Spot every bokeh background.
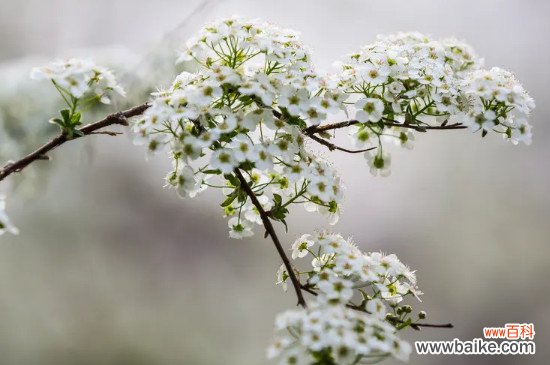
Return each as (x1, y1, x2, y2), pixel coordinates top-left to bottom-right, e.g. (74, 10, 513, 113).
(0, 1, 548, 364)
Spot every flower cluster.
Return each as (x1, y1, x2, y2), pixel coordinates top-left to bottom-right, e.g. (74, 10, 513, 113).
(134, 19, 536, 233)
(177, 16, 310, 71)
(460, 67, 535, 144)
(29, 58, 126, 138)
(338, 32, 534, 176)
(0, 15, 536, 365)
(135, 17, 350, 238)
(31, 58, 126, 104)
(271, 233, 424, 364)
(0, 196, 18, 236)
(268, 301, 411, 365)
(282, 233, 421, 305)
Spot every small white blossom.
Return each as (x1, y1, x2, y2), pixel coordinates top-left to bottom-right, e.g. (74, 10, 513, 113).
(31, 58, 125, 103)
(228, 217, 254, 239)
(0, 197, 18, 236)
(365, 151, 391, 177)
(355, 98, 384, 123)
(291, 234, 314, 259)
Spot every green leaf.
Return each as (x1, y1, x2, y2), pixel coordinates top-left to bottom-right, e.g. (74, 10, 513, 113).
(224, 174, 241, 187)
(239, 161, 255, 171)
(49, 117, 65, 128)
(202, 169, 221, 175)
(60, 109, 71, 123)
(71, 111, 82, 126)
(273, 194, 282, 206)
(236, 189, 247, 203)
(280, 218, 288, 232)
(220, 192, 237, 207)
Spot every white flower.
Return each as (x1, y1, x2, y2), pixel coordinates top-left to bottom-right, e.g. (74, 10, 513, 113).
(228, 217, 254, 239)
(275, 264, 288, 292)
(0, 197, 18, 235)
(284, 161, 310, 183)
(243, 195, 273, 224)
(210, 149, 237, 174)
(284, 233, 421, 310)
(179, 16, 311, 71)
(177, 166, 197, 196)
(306, 175, 333, 203)
(278, 86, 310, 116)
(507, 118, 532, 145)
(249, 144, 274, 171)
(366, 299, 387, 320)
(350, 125, 377, 148)
(269, 299, 412, 364)
(212, 112, 239, 134)
(316, 275, 354, 304)
(358, 63, 389, 85)
(355, 98, 384, 123)
(388, 81, 405, 94)
(31, 58, 125, 103)
(365, 151, 391, 177)
(291, 234, 314, 259)
(178, 135, 202, 161)
(230, 134, 256, 163)
(186, 84, 222, 107)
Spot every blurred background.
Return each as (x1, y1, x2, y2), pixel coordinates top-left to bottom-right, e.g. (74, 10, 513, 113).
(0, 0, 548, 364)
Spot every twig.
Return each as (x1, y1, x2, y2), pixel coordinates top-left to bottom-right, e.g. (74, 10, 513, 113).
(300, 284, 453, 329)
(305, 119, 466, 134)
(88, 131, 124, 136)
(0, 103, 150, 182)
(234, 168, 307, 308)
(307, 134, 376, 154)
(411, 322, 454, 329)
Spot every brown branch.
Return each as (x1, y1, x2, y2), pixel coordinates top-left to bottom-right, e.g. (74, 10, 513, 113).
(0, 103, 150, 182)
(300, 284, 452, 330)
(234, 168, 307, 308)
(307, 134, 376, 154)
(272, 106, 465, 155)
(305, 119, 466, 134)
(411, 322, 454, 329)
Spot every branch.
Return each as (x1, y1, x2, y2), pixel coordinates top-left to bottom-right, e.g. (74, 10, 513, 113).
(299, 284, 453, 330)
(270, 101, 465, 154)
(305, 119, 466, 134)
(0, 103, 150, 182)
(307, 134, 376, 154)
(234, 168, 307, 308)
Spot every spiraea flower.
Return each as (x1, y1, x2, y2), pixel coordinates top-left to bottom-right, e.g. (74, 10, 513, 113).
(31, 58, 125, 104)
(268, 301, 412, 364)
(280, 233, 421, 305)
(134, 17, 349, 239)
(270, 232, 426, 364)
(0, 196, 18, 236)
(3, 16, 535, 365)
(338, 32, 533, 177)
(132, 17, 534, 238)
(460, 67, 535, 144)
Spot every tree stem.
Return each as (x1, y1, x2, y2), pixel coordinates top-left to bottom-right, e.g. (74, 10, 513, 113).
(234, 168, 307, 308)
(0, 103, 150, 182)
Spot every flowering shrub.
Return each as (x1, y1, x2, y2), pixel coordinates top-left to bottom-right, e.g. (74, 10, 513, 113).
(0, 16, 535, 365)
